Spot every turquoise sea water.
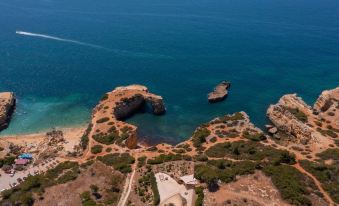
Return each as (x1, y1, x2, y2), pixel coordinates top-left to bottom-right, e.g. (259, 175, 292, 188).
(0, 0, 338, 144)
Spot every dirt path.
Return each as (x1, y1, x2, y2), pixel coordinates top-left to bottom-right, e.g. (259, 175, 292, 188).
(294, 163, 335, 206)
(117, 163, 137, 206)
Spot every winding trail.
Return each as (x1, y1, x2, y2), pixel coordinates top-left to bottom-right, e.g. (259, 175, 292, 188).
(293, 162, 334, 206)
(117, 162, 137, 206)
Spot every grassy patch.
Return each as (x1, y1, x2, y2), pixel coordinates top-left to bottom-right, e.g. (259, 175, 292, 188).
(97, 153, 135, 173)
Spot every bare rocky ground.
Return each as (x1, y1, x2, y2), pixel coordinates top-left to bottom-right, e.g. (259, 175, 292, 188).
(204, 171, 289, 206)
(34, 161, 124, 206)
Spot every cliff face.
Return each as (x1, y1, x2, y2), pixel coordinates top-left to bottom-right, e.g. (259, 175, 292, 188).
(314, 87, 339, 113)
(267, 88, 339, 145)
(0, 92, 16, 131)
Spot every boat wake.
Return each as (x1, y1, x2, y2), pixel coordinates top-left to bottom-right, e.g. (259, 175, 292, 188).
(15, 30, 171, 58)
(16, 30, 108, 50)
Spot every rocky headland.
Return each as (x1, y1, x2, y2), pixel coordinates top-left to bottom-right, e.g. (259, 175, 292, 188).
(267, 87, 339, 159)
(208, 81, 231, 103)
(1, 86, 339, 206)
(84, 85, 165, 152)
(0, 92, 16, 131)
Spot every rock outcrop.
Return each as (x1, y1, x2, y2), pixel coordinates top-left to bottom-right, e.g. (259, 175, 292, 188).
(90, 85, 165, 149)
(0, 92, 16, 131)
(314, 87, 339, 113)
(208, 81, 231, 103)
(267, 88, 339, 145)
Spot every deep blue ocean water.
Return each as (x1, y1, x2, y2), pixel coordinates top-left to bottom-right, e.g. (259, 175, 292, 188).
(0, 0, 338, 144)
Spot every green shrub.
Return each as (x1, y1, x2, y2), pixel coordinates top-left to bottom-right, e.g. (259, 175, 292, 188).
(93, 132, 119, 145)
(81, 123, 93, 150)
(150, 172, 160, 205)
(316, 148, 339, 161)
(219, 112, 244, 122)
(101, 94, 109, 101)
(96, 117, 110, 123)
(80, 191, 97, 206)
(91, 145, 103, 154)
(192, 127, 210, 148)
(195, 187, 204, 206)
(147, 154, 188, 165)
(242, 130, 266, 141)
(137, 156, 147, 168)
(195, 154, 208, 162)
(284, 107, 308, 122)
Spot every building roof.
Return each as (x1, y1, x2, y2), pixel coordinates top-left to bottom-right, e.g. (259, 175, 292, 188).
(179, 174, 198, 185)
(15, 158, 29, 165)
(19, 153, 32, 159)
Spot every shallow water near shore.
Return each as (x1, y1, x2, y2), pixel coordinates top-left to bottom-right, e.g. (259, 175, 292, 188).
(0, 0, 338, 144)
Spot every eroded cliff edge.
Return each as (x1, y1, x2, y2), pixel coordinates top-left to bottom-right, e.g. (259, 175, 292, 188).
(0, 92, 16, 131)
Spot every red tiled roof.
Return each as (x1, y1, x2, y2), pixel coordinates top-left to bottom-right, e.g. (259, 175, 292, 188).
(15, 159, 29, 165)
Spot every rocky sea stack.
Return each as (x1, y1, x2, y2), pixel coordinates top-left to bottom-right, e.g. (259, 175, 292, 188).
(0, 92, 16, 131)
(208, 81, 231, 103)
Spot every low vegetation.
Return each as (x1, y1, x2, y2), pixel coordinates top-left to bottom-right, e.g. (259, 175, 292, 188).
(242, 129, 266, 141)
(195, 160, 257, 188)
(91, 145, 103, 154)
(284, 106, 308, 122)
(263, 164, 318, 206)
(137, 170, 160, 205)
(1, 161, 81, 205)
(299, 148, 339, 204)
(195, 186, 204, 206)
(192, 127, 210, 149)
(97, 153, 135, 173)
(205, 140, 295, 165)
(96, 117, 110, 124)
(80, 123, 93, 150)
(147, 153, 192, 165)
(93, 132, 119, 145)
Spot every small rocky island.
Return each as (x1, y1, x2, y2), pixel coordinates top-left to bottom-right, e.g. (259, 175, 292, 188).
(208, 81, 231, 103)
(0, 92, 16, 131)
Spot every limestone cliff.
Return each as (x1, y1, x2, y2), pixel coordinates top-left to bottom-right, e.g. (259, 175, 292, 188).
(267, 88, 339, 145)
(314, 87, 339, 113)
(0, 92, 16, 131)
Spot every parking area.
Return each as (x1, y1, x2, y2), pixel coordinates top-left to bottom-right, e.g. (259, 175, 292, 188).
(0, 158, 60, 191)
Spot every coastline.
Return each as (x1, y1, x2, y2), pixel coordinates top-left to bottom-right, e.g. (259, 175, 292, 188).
(0, 126, 86, 145)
